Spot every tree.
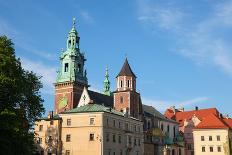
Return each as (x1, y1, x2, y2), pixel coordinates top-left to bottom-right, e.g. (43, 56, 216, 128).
(0, 35, 45, 154)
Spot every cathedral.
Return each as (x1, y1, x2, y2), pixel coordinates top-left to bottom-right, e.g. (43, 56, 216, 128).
(34, 19, 184, 155)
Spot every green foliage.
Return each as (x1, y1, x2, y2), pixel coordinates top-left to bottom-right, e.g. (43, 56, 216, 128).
(0, 35, 45, 154)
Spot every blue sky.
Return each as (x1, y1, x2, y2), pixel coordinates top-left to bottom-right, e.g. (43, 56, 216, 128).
(1, 0, 232, 116)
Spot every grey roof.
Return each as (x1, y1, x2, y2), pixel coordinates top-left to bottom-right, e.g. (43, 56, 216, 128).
(143, 104, 178, 124)
(117, 58, 136, 78)
(88, 90, 113, 108)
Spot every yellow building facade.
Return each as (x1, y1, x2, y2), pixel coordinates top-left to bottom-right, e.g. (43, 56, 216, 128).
(35, 104, 144, 155)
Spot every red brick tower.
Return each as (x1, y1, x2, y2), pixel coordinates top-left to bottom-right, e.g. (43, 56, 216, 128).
(113, 58, 143, 119)
(54, 18, 88, 114)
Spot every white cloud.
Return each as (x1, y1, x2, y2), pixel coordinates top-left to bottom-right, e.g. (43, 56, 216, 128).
(143, 97, 209, 111)
(21, 57, 57, 95)
(137, 0, 232, 76)
(80, 11, 94, 24)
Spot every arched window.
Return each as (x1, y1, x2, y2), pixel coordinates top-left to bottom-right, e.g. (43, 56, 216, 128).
(64, 63, 69, 72)
(120, 80, 123, 88)
(127, 80, 130, 87)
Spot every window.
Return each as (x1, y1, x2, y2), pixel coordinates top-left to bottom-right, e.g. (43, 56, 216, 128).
(187, 144, 192, 150)
(64, 63, 69, 72)
(217, 146, 221, 152)
(173, 126, 176, 137)
(113, 134, 116, 142)
(120, 80, 123, 87)
(125, 123, 129, 130)
(118, 135, 121, 143)
(120, 96, 123, 103)
(113, 152, 115, 155)
(66, 150, 70, 155)
(201, 136, 204, 141)
(210, 146, 213, 152)
(77, 64, 81, 73)
(138, 139, 141, 146)
(113, 120, 116, 127)
(161, 124, 163, 131)
(209, 136, 212, 141)
(67, 119, 71, 126)
(127, 80, 130, 87)
(119, 121, 121, 128)
(66, 134, 71, 142)
(90, 118, 95, 125)
(89, 133, 94, 141)
(50, 120, 53, 125)
(134, 138, 137, 146)
(202, 146, 205, 152)
(106, 133, 109, 142)
(39, 125, 43, 131)
(167, 125, 170, 132)
(217, 135, 220, 141)
(147, 122, 151, 129)
(128, 136, 132, 144)
(38, 138, 42, 144)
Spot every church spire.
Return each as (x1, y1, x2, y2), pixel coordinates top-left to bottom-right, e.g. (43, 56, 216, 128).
(103, 66, 111, 96)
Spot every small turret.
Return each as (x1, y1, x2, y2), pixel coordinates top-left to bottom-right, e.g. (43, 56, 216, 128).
(103, 67, 111, 96)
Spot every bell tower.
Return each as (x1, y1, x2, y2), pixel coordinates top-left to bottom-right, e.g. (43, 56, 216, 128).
(54, 18, 88, 114)
(113, 58, 143, 119)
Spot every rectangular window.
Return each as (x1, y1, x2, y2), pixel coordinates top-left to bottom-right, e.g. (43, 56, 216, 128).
(187, 144, 192, 150)
(89, 133, 94, 141)
(125, 123, 129, 130)
(120, 96, 123, 103)
(134, 138, 137, 146)
(66, 150, 70, 155)
(38, 138, 42, 144)
(90, 118, 95, 125)
(128, 136, 132, 144)
(113, 120, 116, 127)
(118, 135, 121, 143)
(113, 134, 116, 142)
(209, 136, 212, 141)
(66, 134, 71, 142)
(138, 139, 141, 146)
(210, 146, 213, 152)
(106, 133, 109, 142)
(50, 120, 54, 125)
(39, 125, 43, 131)
(106, 118, 109, 126)
(217, 135, 220, 141)
(202, 146, 205, 152)
(119, 121, 121, 128)
(67, 119, 71, 126)
(218, 146, 221, 152)
(201, 136, 204, 141)
(64, 63, 69, 72)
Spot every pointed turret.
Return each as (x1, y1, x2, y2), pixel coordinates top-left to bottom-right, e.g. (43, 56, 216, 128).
(117, 58, 136, 78)
(103, 67, 111, 96)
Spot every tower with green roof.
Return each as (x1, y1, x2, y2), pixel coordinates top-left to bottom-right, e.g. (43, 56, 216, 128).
(54, 18, 88, 114)
(103, 67, 111, 96)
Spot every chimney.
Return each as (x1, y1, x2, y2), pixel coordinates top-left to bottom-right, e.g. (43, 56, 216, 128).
(195, 106, 198, 111)
(48, 111, 53, 119)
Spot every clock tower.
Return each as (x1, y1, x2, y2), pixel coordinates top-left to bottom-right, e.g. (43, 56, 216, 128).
(54, 18, 88, 114)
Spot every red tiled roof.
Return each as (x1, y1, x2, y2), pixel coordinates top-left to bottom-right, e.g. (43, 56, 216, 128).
(223, 118, 232, 128)
(195, 113, 229, 129)
(164, 108, 220, 127)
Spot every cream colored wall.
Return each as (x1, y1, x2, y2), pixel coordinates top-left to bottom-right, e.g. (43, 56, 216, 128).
(34, 119, 61, 154)
(193, 129, 230, 155)
(60, 112, 103, 155)
(102, 113, 144, 155)
(60, 112, 144, 155)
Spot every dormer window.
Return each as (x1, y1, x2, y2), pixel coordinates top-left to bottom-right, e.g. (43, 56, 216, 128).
(64, 63, 69, 72)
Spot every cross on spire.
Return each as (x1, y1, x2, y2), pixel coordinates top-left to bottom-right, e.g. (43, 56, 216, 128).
(73, 17, 76, 28)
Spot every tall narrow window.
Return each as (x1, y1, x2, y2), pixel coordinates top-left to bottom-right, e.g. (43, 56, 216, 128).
(64, 63, 69, 72)
(77, 63, 81, 73)
(120, 96, 123, 103)
(217, 146, 221, 152)
(173, 126, 176, 137)
(217, 135, 220, 141)
(120, 80, 123, 88)
(127, 80, 130, 87)
(210, 146, 213, 152)
(39, 125, 43, 131)
(67, 119, 71, 126)
(201, 136, 204, 141)
(202, 147, 205, 152)
(66, 134, 71, 142)
(90, 118, 95, 125)
(209, 136, 212, 141)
